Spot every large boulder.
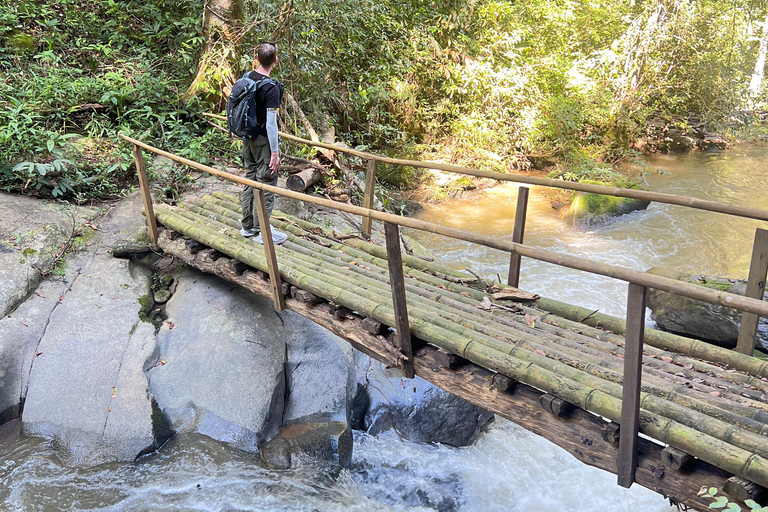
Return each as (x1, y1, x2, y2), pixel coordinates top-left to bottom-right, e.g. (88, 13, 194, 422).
(357, 358, 493, 447)
(563, 181, 649, 228)
(21, 253, 159, 466)
(260, 310, 356, 468)
(148, 272, 286, 454)
(647, 268, 768, 349)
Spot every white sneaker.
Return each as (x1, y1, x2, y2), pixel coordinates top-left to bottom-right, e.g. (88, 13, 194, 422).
(254, 230, 288, 245)
(240, 227, 257, 237)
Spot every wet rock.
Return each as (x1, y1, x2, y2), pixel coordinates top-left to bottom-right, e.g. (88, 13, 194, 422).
(153, 287, 171, 304)
(699, 136, 728, 151)
(662, 133, 696, 153)
(647, 268, 768, 349)
(148, 272, 286, 454)
(564, 182, 650, 228)
(358, 358, 493, 447)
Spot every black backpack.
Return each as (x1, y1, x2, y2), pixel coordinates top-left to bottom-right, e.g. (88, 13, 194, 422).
(226, 72, 275, 138)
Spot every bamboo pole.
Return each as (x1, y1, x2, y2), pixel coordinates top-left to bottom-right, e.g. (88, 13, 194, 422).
(167, 205, 768, 441)
(362, 159, 376, 235)
(737, 228, 768, 354)
(152, 207, 768, 484)
(119, 133, 768, 318)
(131, 144, 159, 250)
(201, 113, 768, 223)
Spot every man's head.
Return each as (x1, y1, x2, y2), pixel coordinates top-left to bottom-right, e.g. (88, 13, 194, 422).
(257, 42, 278, 70)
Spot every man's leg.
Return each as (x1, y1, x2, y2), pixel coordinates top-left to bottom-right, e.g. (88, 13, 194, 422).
(253, 135, 277, 232)
(240, 138, 258, 234)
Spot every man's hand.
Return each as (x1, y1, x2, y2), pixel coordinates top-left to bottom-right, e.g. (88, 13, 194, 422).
(269, 151, 280, 175)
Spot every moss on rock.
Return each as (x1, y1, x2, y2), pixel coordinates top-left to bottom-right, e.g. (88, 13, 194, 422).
(564, 180, 650, 228)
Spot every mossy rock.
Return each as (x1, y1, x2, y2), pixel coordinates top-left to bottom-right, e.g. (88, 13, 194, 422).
(646, 268, 768, 350)
(564, 180, 650, 228)
(7, 33, 36, 52)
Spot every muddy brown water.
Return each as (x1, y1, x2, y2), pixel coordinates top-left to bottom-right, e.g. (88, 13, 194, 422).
(6, 146, 766, 511)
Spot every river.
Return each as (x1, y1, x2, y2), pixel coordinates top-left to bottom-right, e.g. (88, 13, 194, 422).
(2, 146, 766, 511)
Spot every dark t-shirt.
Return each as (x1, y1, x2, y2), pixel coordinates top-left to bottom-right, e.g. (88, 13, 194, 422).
(247, 71, 284, 131)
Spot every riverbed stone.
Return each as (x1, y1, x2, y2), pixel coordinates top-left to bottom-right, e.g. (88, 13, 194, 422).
(0, 192, 99, 318)
(647, 268, 768, 349)
(18, 192, 162, 466)
(359, 358, 493, 447)
(148, 271, 286, 454)
(564, 181, 650, 228)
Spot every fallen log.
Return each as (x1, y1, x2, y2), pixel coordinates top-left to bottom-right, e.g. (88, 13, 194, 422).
(286, 168, 323, 192)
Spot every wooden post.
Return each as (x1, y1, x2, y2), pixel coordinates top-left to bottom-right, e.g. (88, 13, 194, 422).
(384, 222, 414, 378)
(617, 282, 647, 488)
(254, 189, 286, 311)
(736, 228, 768, 355)
(132, 144, 159, 250)
(507, 186, 529, 287)
(362, 159, 376, 236)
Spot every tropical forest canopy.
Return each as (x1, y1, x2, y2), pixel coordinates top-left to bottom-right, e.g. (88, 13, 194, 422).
(1, 0, 768, 200)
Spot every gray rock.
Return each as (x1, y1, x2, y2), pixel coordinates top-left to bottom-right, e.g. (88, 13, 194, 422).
(0, 278, 65, 424)
(359, 358, 493, 447)
(261, 311, 357, 468)
(647, 268, 768, 349)
(0, 193, 99, 317)
(148, 272, 286, 453)
(21, 254, 157, 466)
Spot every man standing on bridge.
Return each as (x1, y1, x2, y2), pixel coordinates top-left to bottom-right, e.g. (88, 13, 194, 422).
(238, 42, 287, 245)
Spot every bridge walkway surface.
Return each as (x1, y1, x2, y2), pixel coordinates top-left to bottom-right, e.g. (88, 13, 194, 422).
(154, 192, 768, 511)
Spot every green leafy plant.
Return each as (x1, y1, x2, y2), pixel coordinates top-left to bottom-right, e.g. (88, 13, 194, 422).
(697, 486, 768, 512)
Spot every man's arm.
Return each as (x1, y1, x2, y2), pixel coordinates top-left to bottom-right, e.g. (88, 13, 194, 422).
(266, 108, 279, 174)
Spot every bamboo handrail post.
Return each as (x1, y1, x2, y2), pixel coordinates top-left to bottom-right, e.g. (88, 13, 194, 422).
(617, 283, 647, 488)
(508, 186, 530, 287)
(255, 189, 286, 311)
(131, 143, 159, 250)
(737, 228, 768, 355)
(385, 222, 414, 378)
(362, 159, 376, 235)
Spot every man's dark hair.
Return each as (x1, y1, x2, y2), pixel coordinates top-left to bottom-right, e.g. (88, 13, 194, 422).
(258, 43, 277, 68)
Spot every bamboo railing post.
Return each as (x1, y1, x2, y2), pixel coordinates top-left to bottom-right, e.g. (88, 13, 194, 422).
(362, 159, 376, 236)
(384, 222, 414, 378)
(132, 143, 159, 250)
(254, 189, 286, 311)
(736, 228, 768, 355)
(507, 186, 530, 287)
(618, 282, 647, 488)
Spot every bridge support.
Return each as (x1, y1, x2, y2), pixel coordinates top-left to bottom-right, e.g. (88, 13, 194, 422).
(255, 189, 286, 311)
(131, 144, 159, 250)
(385, 222, 414, 378)
(507, 186, 529, 288)
(736, 228, 768, 355)
(362, 160, 376, 236)
(618, 282, 647, 488)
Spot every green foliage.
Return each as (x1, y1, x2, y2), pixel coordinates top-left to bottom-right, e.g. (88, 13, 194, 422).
(697, 485, 768, 511)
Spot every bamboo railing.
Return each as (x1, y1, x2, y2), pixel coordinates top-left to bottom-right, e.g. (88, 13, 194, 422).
(121, 132, 768, 490)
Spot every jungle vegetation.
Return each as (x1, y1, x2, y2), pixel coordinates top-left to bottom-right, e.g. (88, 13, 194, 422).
(2, 0, 768, 201)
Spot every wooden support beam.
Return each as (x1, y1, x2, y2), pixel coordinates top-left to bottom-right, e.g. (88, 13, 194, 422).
(254, 189, 285, 311)
(165, 229, 182, 240)
(361, 317, 385, 335)
(228, 260, 250, 274)
(490, 374, 515, 392)
(737, 228, 768, 355)
(291, 288, 323, 305)
(507, 186, 529, 287)
(185, 239, 206, 254)
(132, 144, 159, 250)
(723, 476, 766, 503)
(384, 222, 414, 379)
(662, 447, 693, 471)
(602, 422, 621, 445)
(328, 302, 353, 319)
(618, 283, 647, 488)
(434, 348, 467, 369)
(540, 393, 574, 417)
(362, 159, 376, 236)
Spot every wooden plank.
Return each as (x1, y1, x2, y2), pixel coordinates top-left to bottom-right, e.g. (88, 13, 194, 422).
(384, 222, 414, 378)
(737, 228, 768, 355)
(254, 189, 286, 311)
(618, 283, 647, 488)
(507, 186, 529, 287)
(362, 159, 376, 235)
(157, 234, 737, 512)
(132, 144, 159, 250)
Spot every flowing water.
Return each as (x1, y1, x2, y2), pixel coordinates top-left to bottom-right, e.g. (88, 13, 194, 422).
(3, 146, 767, 511)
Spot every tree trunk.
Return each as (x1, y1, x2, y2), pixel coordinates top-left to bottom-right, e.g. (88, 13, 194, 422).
(749, 15, 768, 98)
(184, 0, 243, 109)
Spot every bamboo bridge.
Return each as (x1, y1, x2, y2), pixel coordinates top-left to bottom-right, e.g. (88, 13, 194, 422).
(120, 132, 768, 511)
